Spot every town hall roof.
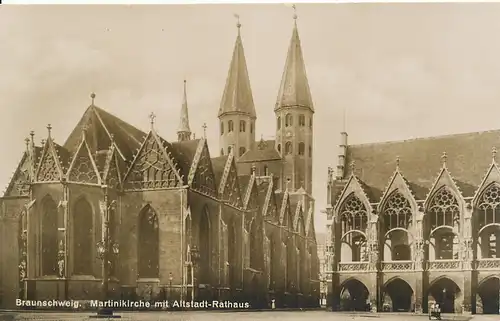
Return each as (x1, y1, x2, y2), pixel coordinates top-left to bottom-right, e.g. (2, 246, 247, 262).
(340, 129, 500, 202)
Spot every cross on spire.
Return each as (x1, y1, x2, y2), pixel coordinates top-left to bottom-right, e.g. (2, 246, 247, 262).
(202, 123, 207, 138)
(90, 92, 96, 105)
(149, 112, 156, 128)
(350, 160, 356, 173)
(493, 147, 497, 163)
(292, 4, 298, 20)
(47, 124, 52, 138)
(234, 13, 241, 29)
(441, 151, 448, 167)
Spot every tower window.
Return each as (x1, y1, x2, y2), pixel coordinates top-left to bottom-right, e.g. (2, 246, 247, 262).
(264, 165, 269, 176)
(309, 145, 312, 157)
(298, 142, 305, 156)
(228, 120, 234, 132)
(239, 147, 246, 157)
(285, 141, 292, 155)
(228, 146, 232, 154)
(250, 122, 254, 134)
(285, 114, 293, 127)
(240, 120, 246, 132)
(309, 118, 313, 128)
(221, 148, 224, 156)
(299, 114, 305, 127)
(220, 122, 224, 135)
(277, 117, 281, 130)
(277, 144, 281, 153)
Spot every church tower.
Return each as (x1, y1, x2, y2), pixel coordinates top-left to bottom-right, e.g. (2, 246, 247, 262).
(178, 80, 192, 142)
(218, 17, 256, 159)
(275, 12, 314, 194)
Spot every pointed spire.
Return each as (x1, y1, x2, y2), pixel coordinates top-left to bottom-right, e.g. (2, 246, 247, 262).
(275, 6, 314, 112)
(218, 15, 256, 118)
(441, 151, 448, 168)
(178, 80, 192, 142)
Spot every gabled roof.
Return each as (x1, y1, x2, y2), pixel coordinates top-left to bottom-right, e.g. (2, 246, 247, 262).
(212, 155, 229, 189)
(238, 139, 281, 163)
(170, 139, 201, 185)
(64, 105, 146, 162)
(275, 19, 314, 112)
(343, 129, 500, 201)
(218, 25, 256, 118)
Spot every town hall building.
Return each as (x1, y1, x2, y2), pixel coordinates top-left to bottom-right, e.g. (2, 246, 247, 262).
(0, 15, 320, 309)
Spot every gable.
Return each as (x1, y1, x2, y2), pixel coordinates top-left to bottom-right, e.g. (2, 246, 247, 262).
(378, 170, 417, 212)
(103, 148, 121, 189)
(67, 138, 100, 184)
(123, 131, 182, 190)
(293, 201, 304, 231)
(220, 157, 243, 208)
(333, 175, 371, 215)
(424, 167, 463, 208)
(473, 162, 500, 205)
(36, 141, 63, 182)
(5, 153, 30, 197)
(189, 139, 217, 198)
(263, 181, 278, 220)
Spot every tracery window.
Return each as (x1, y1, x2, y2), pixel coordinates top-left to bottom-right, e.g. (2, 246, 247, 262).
(340, 194, 368, 235)
(285, 114, 293, 127)
(73, 198, 93, 275)
(239, 147, 246, 157)
(41, 196, 58, 276)
(299, 114, 305, 127)
(298, 142, 305, 156)
(228, 120, 234, 132)
(239, 120, 246, 133)
(382, 191, 412, 232)
(285, 142, 293, 155)
(428, 187, 460, 231)
(138, 205, 159, 278)
(477, 183, 500, 228)
(277, 117, 281, 130)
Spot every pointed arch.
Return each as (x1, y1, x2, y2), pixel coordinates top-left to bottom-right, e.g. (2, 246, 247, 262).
(138, 205, 159, 278)
(285, 113, 293, 127)
(41, 195, 59, 276)
(269, 235, 277, 290)
(338, 191, 369, 263)
(198, 205, 211, 284)
(72, 197, 94, 275)
(285, 141, 292, 155)
(476, 182, 500, 259)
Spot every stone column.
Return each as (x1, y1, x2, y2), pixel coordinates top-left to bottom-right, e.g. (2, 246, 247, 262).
(368, 212, 379, 312)
(461, 203, 474, 314)
(413, 211, 425, 313)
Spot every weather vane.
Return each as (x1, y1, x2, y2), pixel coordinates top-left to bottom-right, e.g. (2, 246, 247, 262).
(234, 13, 241, 28)
(292, 4, 297, 20)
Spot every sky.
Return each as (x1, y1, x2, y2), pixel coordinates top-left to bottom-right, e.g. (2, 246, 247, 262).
(3, 4, 500, 233)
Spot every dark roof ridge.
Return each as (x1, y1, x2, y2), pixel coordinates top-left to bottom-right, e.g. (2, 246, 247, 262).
(349, 128, 500, 148)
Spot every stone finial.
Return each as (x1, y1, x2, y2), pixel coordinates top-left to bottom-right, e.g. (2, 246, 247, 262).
(202, 123, 207, 139)
(47, 124, 52, 138)
(292, 4, 298, 20)
(493, 147, 497, 163)
(350, 160, 356, 173)
(90, 92, 96, 105)
(441, 151, 447, 167)
(251, 163, 256, 175)
(149, 112, 156, 128)
(234, 13, 241, 29)
(24, 137, 30, 150)
(396, 156, 400, 170)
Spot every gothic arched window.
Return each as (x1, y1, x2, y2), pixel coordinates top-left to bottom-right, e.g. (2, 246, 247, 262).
(220, 122, 224, 135)
(382, 191, 412, 232)
(199, 207, 211, 284)
(41, 196, 58, 276)
(340, 194, 368, 235)
(299, 114, 305, 126)
(298, 142, 305, 156)
(239, 147, 246, 157)
(239, 120, 246, 133)
(228, 120, 234, 132)
(277, 144, 281, 153)
(428, 187, 460, 231)
(220, 149, 224, 156)
(285, 142, 293, 155)
(138, 205, 159, 278)
(477, 183, 500, 258)
(277, 117, 281, 130)
(73, 198, 93, 275)
(285, 114, 293, 127)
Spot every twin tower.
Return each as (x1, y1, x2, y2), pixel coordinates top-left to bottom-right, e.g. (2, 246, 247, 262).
(177, 14, 315, 195)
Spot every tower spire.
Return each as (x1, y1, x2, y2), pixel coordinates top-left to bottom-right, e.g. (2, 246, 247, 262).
(177, 80, 192, 142)
(275, 7, 314, 112)
(218, 15, 256, 118)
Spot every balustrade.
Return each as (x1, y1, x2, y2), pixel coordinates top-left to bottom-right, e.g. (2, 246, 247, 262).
(426, 260, 461, 270)
(381, 261, 413, 271)
(338, 262, 369, 272)
(475, 258, 500, 270)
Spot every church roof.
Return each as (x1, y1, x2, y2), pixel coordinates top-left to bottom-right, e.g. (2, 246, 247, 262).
(211, 155, 229, 188)
(238, 139, 281, 163)
(170, 139, 201, 184)
(64, 105, 146, 161)
(342, 129, 500, 202)
(218, 24, 256, 118)
(275, 19, 314, 112)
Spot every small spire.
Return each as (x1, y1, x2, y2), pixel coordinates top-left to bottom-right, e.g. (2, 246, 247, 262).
(493, 147, 497, 163)
(441, 151, 447, 167)
(47, 124, 52, 138)
(292, 4, 298, 20)
(149, 112, 156, 129)
(251, 163, 256, 175)
(178, 79, 192, 142)
(90, 92, 96, 105)
(110, 133, 115, 143)
(202, 123, 207, 139)
(41, 139, 46, 146)
(29, 131, 35, 145)
(350, 160, 356, 173)
(25, 137, 30, 150)
(396, 156, 400, 170)
(234, 13, 241, 30)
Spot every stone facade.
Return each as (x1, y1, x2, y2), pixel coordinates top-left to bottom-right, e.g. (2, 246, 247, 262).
(0, 17, 321, 310)
(324, 131, 500, 315)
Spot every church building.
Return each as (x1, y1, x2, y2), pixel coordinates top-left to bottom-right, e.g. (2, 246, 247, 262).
(325, 129, 500, 315)
(0, 15, 320, 309)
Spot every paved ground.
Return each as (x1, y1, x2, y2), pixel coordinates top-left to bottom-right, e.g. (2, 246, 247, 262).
(0, 310, 494, 321)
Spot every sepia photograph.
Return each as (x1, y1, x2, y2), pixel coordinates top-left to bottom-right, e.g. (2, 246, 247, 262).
(0, 2, 499, 320)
